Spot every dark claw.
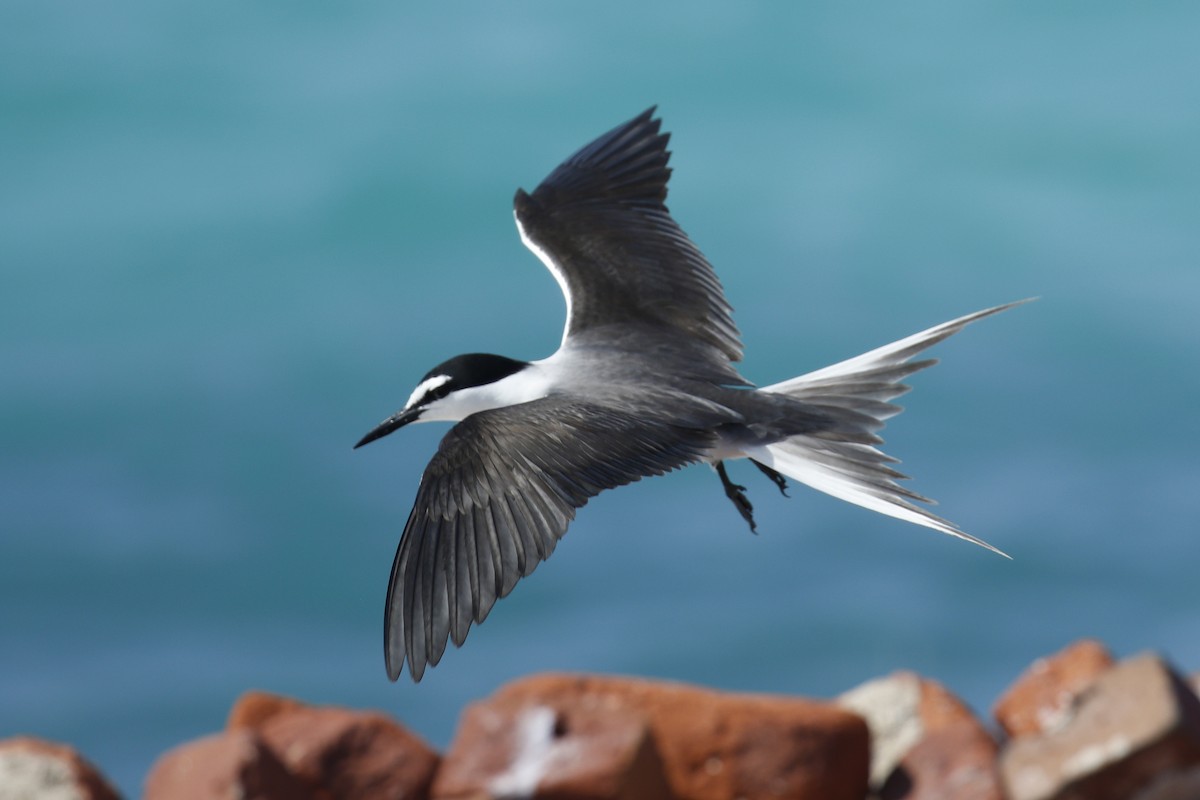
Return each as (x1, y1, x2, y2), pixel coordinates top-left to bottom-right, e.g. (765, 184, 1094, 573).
(753, 460, 790, 497)
(716, 461, 757, 533)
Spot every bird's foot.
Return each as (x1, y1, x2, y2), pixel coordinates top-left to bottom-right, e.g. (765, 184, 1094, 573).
(753, 460, 790, 497)
(715, 461, 757, 533)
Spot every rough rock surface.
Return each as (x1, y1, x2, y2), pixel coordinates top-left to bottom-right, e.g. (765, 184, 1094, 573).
(144, 730, 314, 800)
(226, 689, 307, 730)
(0, 737, 121, 800)
(1000, 652, 1200, 800)
(994, 639, 1115, 738)
(144, 692, 439, 800)
(838, 671, 927, 787)
(434, 699, 671, 799)
(880, 721, 1002, 800)
(839, 670, 1002, 797)
(435, 672, 869, 800)
(228, 691, 440, 800)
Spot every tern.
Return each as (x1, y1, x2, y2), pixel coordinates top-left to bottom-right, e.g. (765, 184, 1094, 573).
(356, 107, 1025, 682)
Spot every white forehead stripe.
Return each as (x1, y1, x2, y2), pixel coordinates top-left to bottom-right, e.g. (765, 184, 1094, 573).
(405, 374, 451, 410)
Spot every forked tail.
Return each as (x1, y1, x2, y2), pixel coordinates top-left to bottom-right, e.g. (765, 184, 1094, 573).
(744, 300, 1032, 557)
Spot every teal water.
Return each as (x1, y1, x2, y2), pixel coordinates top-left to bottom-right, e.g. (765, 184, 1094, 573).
(3, 3, 1199, 794)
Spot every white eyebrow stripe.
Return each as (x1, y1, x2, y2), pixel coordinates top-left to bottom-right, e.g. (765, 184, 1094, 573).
(406, 374, 451, 409)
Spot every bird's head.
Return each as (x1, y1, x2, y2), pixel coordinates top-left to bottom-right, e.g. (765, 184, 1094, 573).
(354, 353, 533, 449)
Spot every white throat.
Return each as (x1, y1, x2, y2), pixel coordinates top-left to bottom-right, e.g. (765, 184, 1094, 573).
(417, 362, 555, 423)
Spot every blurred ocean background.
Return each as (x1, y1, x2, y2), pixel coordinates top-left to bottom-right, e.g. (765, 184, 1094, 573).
(3, 2, 1198, 794)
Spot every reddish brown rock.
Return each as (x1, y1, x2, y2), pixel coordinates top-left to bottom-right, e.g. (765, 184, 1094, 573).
(229, 693, 440, 800)
(838, 672, 925, 787)
(880, 721, 1002, 800)
(144, 730, 314, 800)
(1000, 652, 1200, 800)
(994, 639, 1115, 738)
(0, 737, 121, 800)
(839, 670, 997, 793)
(227, 689, 307, 730)
(435, 698, 671, 800)
(917, 675, 981, 733)
(436, 672, 868, 800)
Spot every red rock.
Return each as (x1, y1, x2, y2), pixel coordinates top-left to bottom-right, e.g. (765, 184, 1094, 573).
(227, 689, 307, 730)
(880, 721, 1002, 800)
(918, 676, 980, 733)
(144, 730, 314, 800)
(0, 737, 121, 800)
(994, 639, 1115, 738)
(435, 699, 671, 799)
(233, 694, 440, 800)
(838, 672, 925, 787)
(435, 672, 868, 800)
(839, 670, 995, 792)
(1000, 652, 1200, 800)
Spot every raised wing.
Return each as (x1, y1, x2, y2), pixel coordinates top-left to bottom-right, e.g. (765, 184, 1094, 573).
(385, 395, 718, 681)
(513, 107, 743, 362)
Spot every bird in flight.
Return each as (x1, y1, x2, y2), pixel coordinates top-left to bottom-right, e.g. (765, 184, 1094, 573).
(355, 107, 1025, 682)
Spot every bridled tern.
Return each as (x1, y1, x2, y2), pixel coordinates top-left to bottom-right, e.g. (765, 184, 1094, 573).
(355, 107, 1026, 682)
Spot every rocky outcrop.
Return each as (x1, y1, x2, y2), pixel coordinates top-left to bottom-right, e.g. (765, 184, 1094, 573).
(433, 689, 672, 800)
(226, 690, 441, 799)
(144, 730, 316, 800)
(998, 652, 1200, 800)
(839, 671, 1002, 799)
(992, 639, 1116, 738)
(881, 719, 1002, 800)
(434, 673, 869, 800)
(11, 639, 1200, 800)
(0, 737, 121, 800)
(143, 691, 439, 800)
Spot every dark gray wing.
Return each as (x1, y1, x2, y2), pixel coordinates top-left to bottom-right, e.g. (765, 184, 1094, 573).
(513, 107, 744, 363)
(385, 395, 719, 681)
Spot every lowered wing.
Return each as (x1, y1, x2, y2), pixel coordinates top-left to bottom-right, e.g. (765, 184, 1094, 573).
(385, 394, 719, 681)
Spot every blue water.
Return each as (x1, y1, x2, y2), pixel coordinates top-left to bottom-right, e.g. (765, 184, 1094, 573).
(4, 3, 1199, 794)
